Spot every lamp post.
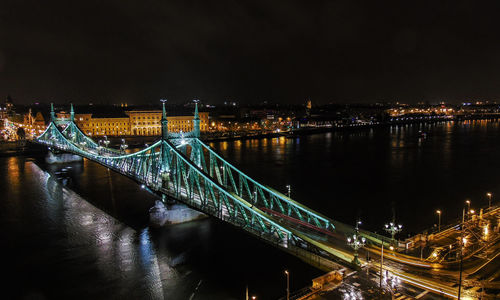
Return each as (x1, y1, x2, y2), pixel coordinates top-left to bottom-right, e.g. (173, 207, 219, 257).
(458, 219, 466, 299)
(347, 220, 366, 266)
(465, 200, 471, 219)
(487, 192, 492, 208)
(436, 210, 441, 232)
(284, 270, 289, 300)
(380, 240, 384, 291)
(286, 185, 291, 198)
(384, 221, 402, 247)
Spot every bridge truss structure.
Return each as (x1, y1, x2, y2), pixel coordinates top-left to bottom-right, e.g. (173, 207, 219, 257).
(34, 103, 359, 268)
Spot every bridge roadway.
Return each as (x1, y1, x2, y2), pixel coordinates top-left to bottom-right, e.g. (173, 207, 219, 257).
(35, 118, 499, 299)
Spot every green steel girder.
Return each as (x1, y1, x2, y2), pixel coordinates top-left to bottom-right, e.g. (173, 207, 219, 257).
(192, 139, 335, 231)
(35, 121, 296, 244)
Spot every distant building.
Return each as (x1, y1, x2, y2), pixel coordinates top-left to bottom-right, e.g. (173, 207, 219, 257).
(57, 109, 209, 136)
(128, 110, 209, 136)
(5, 95, 14, 116)
(21, 109, 46, 137)
(306, 99, 312, 117)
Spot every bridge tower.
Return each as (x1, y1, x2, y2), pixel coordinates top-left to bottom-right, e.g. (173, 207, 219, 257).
(160, 99, 170, 192)
(70, 103, 75, 122)
(68, 103, 76, 140)
(50, 103, 56, 122)
(190, 99, 204, 169)
(193, 99, 200, 138)
(161, 99, 168, 140)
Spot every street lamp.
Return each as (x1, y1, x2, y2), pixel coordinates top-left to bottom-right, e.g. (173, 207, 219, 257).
(384, 222, 402, 247)
(284, 270, 289, 300)
(465, 200, 471, 218)
(487, 192, 492, 208)
(286, 185, 291, 198)
(347, 220, 366, 266)
(436, 210, 441, 232)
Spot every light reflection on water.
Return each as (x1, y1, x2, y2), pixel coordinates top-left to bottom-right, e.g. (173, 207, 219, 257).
(2, 155, 320, 299)
(42, 166, 168, 299)
(4, 120, 500, 299)
(209, 120, 500, 236)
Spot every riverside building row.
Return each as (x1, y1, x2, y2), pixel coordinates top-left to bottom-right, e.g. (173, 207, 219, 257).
(57, 110, 209, 136)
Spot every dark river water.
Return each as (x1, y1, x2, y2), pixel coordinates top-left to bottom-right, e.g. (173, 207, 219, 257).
(2, 120, 500, 299)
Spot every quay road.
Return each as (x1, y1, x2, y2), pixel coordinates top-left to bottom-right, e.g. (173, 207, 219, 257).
(268, 205, 500, 299)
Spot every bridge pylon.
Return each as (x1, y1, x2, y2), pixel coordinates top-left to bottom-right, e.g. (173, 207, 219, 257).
(70, 103, 75, 122)
(160, 99, 168, 140)
(50, 103, 56, 122)
(193, 99, 200, 138)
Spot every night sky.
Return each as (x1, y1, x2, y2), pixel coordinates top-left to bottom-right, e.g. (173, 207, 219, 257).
(2, 1, 500, 105)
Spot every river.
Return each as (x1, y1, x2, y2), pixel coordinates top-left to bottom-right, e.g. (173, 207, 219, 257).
(2, 120, 500, 299)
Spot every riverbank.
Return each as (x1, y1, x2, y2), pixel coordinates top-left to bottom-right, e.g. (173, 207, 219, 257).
(0, 140, 47, 157)
(4, 114, 500, 154)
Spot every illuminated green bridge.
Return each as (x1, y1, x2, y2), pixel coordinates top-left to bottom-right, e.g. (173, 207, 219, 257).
(34, 103, 390, 270)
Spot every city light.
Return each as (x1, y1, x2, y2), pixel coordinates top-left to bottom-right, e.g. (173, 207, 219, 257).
(436, 210, 442, 232)
(347, 220, 366, 266)
(384, 222, 403, 246)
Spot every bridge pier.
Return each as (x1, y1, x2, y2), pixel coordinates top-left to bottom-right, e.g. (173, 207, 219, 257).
(149, 199, 206, 227)
(45, 151, 83, 164)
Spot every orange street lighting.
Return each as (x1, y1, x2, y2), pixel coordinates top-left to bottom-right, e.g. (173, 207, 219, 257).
(284, 270, 289, 300)
(436, 210, 442, 232)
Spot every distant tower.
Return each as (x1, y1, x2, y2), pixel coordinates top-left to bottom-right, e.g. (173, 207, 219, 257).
(160, 99, 168, 140)
(306, 98, 312, 117)
(193, 99, 200, 138)
(5, 94, 14, 116)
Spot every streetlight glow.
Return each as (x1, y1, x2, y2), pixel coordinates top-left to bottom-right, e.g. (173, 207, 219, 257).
(436, 210, 442, 232)
(284, 270, 289, 300)
(384, 220, 403, 247)
(347, 220, 366, 266)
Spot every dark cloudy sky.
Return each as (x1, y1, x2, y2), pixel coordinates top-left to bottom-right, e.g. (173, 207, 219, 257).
(1, 0, 500, 105)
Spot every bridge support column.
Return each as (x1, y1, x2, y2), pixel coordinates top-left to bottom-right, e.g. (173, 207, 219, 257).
(149, 199, 206, 227)
(45, 151, 83, 164)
